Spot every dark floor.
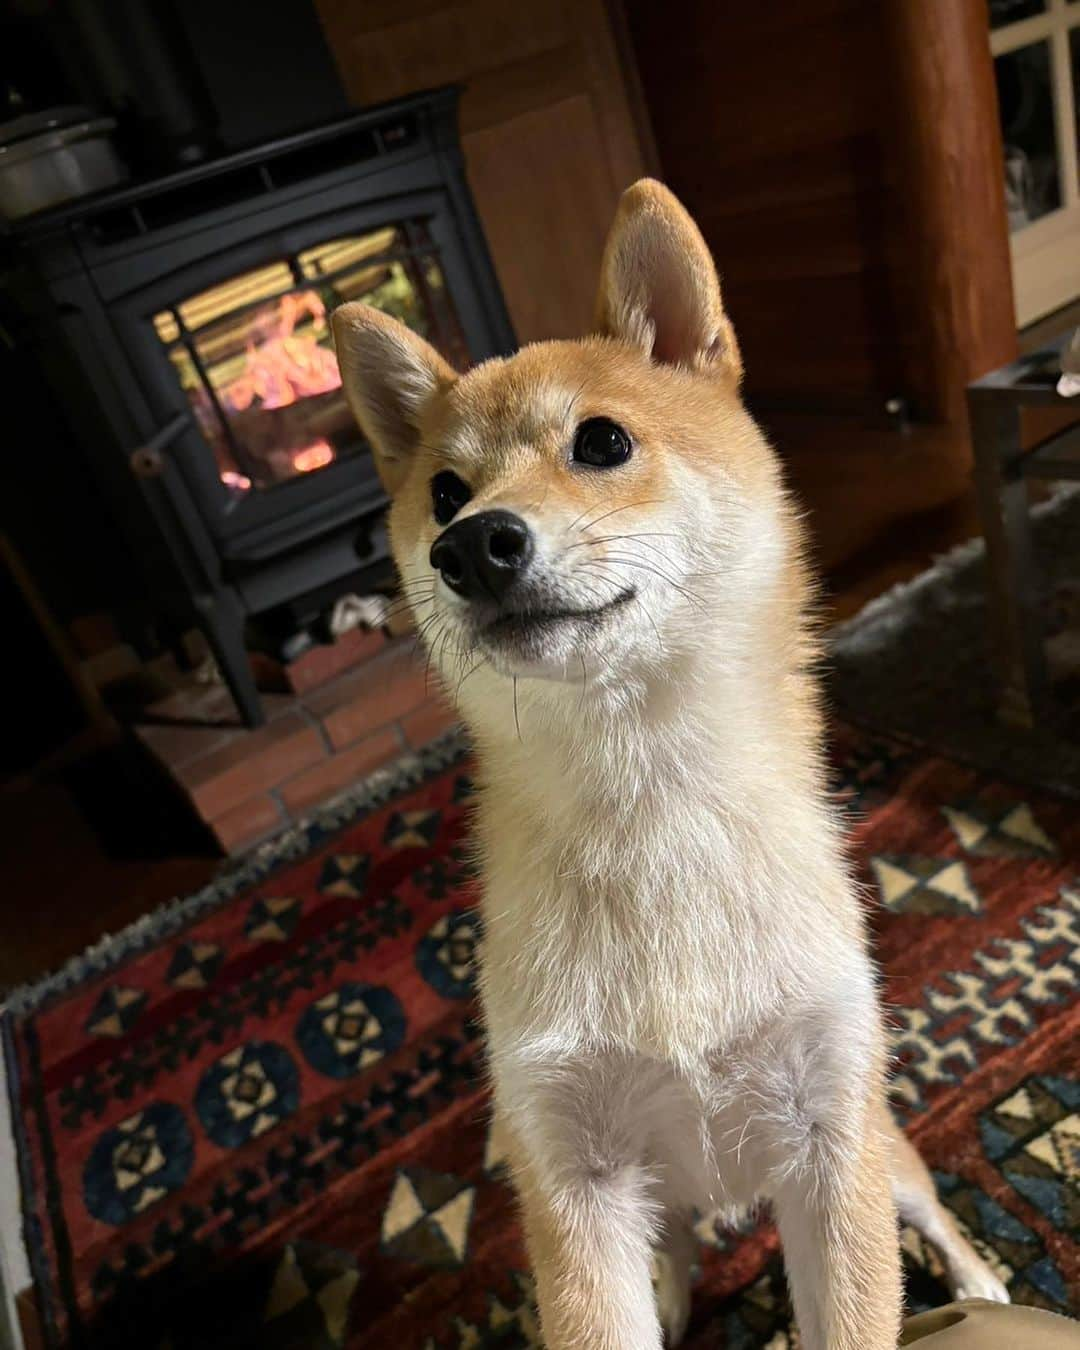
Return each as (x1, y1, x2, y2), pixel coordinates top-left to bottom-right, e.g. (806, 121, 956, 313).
(0, 414, 987, 991)
(0, 754, 218, 991)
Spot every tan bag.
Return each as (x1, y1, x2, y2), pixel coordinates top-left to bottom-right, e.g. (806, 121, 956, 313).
(901, 1299, 1080, 1347)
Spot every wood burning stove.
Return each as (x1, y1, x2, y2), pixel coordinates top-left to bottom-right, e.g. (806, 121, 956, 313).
(2, 87, 513, 726)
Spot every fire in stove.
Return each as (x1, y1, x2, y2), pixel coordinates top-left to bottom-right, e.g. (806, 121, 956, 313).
(291, 439, 335, 473)
(204, 288, 349, 491)
(225, 291, 341, 412)
(174, 283, 355, 493)
(154, 227, 467, 496)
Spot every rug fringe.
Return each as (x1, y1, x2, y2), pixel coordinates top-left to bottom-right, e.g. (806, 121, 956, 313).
(829, 484, 1079, 651)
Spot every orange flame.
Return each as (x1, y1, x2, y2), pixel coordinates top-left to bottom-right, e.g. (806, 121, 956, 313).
(292, 439, 334, 473)
(223, 289, 342, 415)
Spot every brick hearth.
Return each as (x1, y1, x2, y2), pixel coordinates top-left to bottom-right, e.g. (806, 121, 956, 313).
(135, 631, 455, 855)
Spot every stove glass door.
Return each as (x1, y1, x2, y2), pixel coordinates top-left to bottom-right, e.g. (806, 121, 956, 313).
(152, 221, 468, 498)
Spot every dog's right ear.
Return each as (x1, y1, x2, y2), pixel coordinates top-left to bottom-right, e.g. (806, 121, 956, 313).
(595, 178, 741, 381)
(332, 303, 456, 494)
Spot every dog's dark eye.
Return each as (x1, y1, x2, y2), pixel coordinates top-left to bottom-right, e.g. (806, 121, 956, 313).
(573, 417, 632, 468)
(431, 470, 472, 525)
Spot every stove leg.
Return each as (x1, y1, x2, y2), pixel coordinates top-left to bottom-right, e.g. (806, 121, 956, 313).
(196, 590, 265, 728)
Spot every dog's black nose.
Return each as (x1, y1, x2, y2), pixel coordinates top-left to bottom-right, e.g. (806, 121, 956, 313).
(430, 509, 534, 601)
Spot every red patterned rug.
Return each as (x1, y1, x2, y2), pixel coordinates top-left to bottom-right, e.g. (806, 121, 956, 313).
(4, 723, 1078, 1347)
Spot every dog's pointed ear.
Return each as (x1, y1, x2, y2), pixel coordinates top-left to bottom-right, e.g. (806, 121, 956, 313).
(332, 303, 456, 493)
(595, 178, 741, 381)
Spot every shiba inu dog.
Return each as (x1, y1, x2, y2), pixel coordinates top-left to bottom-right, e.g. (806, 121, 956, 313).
(332, 180, 1008, 1348)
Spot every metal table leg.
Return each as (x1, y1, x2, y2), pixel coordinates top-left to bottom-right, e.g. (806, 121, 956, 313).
(968, 395, 1048, 728)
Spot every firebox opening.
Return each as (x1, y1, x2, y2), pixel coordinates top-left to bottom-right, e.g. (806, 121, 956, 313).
(153, 221, 468, 495)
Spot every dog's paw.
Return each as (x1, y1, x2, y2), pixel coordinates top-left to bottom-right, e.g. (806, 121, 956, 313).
(652, 1248, 691, 1346)
(950, 1263, 1011, 1304)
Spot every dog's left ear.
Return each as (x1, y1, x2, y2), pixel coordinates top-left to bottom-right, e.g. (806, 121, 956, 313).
(595, 178, 741, 381)
(332, 302, 456, 494)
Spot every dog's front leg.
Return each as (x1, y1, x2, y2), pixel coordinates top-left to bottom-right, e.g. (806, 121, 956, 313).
(514, 1158, 662, 1350)
(772, 1114, 902, 1350)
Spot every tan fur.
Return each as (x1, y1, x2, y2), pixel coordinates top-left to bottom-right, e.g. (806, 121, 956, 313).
(333, 179, 1007, 1348)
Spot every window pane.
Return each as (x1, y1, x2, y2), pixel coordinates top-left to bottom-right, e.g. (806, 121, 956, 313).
(988, 0, 1045, 28)
(995, 40, 1062, 229)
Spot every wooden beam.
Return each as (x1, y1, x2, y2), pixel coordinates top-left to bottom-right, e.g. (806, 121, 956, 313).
(880, 0, 1018, 426)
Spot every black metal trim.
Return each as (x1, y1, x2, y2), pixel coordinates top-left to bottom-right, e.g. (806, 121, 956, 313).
(2, 86, 460, 240)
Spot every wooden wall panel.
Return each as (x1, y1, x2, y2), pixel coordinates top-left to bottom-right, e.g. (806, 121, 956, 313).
(622, 0, 903, 413)
(466, 98, 616, 339)
(623, 0, 1017, 424)
(879, 0, 1017, 424)
(313, 0, 650, 343)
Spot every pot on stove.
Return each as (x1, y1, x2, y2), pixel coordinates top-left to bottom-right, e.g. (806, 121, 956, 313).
(0, 104, 128, 221)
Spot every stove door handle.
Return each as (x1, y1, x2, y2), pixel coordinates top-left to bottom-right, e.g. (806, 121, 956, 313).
(128, 411, 192, 479)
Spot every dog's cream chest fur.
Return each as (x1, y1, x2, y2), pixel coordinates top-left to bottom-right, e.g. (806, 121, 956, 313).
(465, 667, 873, 1079)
